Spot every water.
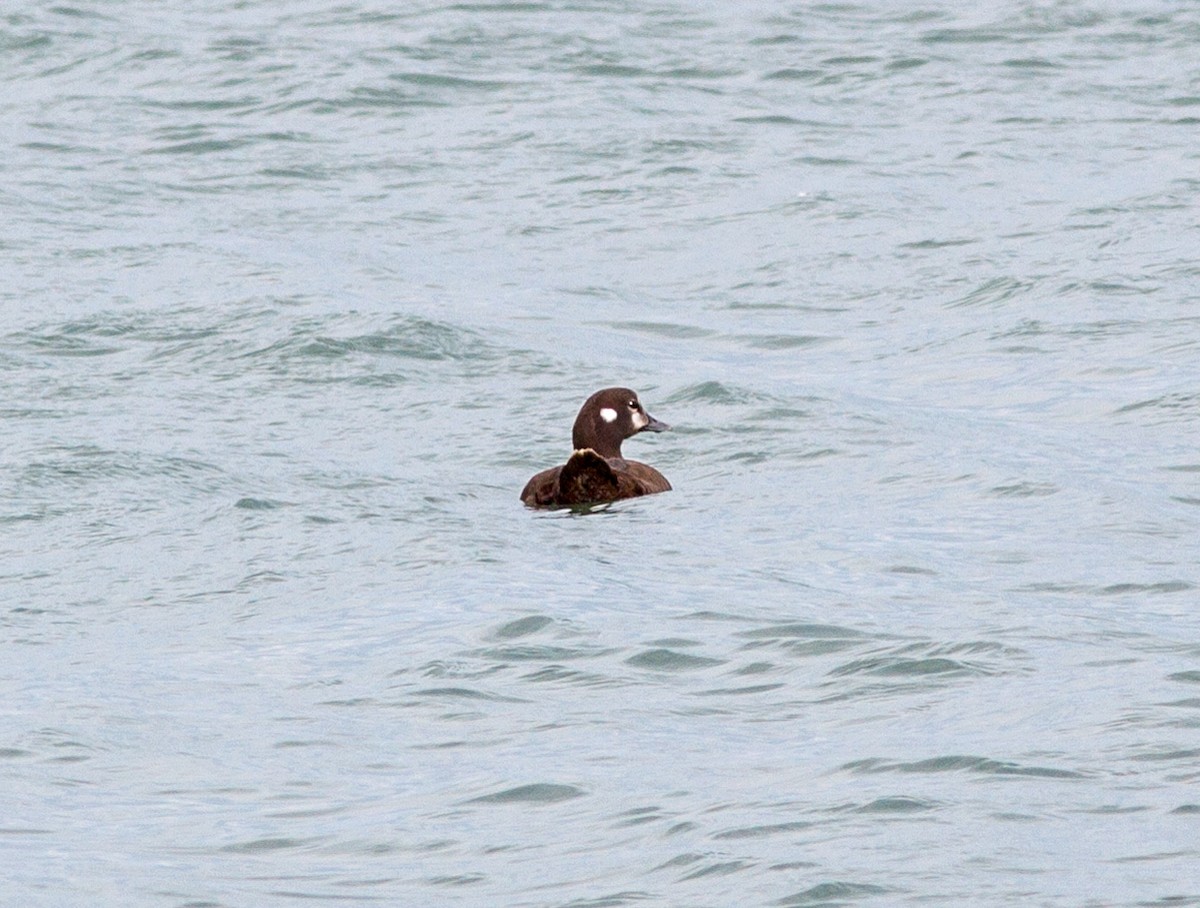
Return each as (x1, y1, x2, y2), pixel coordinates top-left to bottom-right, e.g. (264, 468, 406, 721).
(3, 1, 1199, 905)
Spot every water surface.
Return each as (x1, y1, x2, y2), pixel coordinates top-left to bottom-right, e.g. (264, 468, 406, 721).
(3, 2, 1199, 906)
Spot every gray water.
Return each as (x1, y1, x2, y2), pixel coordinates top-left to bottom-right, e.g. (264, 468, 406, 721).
(3, 1, 1200, 905)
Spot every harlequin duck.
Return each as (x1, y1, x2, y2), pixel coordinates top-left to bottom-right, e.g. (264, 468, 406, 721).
(521, 387, 671, 508)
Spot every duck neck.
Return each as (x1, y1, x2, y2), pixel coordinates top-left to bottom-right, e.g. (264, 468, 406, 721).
(573, 423, 623, 459)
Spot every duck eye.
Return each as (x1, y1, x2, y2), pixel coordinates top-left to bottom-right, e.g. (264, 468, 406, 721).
(628, 399, 638, 409)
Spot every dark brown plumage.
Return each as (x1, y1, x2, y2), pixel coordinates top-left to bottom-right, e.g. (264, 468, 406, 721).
(521, 387, 671, 509)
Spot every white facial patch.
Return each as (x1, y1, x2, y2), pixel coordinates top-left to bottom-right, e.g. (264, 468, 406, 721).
(631, 410, 648, 430)
(600, 407, 618, 423)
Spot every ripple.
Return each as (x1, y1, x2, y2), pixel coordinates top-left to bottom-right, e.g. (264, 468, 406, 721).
(342, 86, 449, 110)
(146, 137, 254, 156)
(625, 648, 725, 671)
(412, 687, 526, 703)
(426, 872, 486, 887)
(476, 644, 611, 663)
(607, 320, 713, 340)
(220, 836, 316, 854)
(19, 333, 122, 357)
(609, 805, 667, 828)
(234, 497, 284, 510)
(739, 623, 871, 641)
(945, 276, 1032, 308)
(843, 755, 1087, 779)
(849, 797, 940, 814)
(20, 446, 226, 493)
(1098, 581, 1193, 596)
(1129, 747, 1200, 763)
(738, 623, 874, 659)
(713, 820, 812, 840)
(574, 63, 649, 78)
(776, 881, 892, 905)
(763, 68, 824, 82)
(391, 72, 512, 91)
(1114, 392, 1200, 423)
(988, 481, 1059, 498)
(921, 28, 1009, 44)
(736, 333, 827, 350)
(665, 381, 776, 405)
(828, 655, 982, 678)
(825, 638, 1022, 681)
(552, 893, 654, 907)
(519, 666, 617, 687)
(696, 682, 786, 697)
(678, 858, 753, 881)
(900, 237, 977, 250)
(733, 114, 811, 126)
(1014, 581, 1193, 597)
(243, 316, 493, 364)
(491, 615, 555, 639)
(466, 783, 585, 805)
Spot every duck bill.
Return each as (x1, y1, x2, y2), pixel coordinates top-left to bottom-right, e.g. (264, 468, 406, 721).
(641, 413, 669, 433)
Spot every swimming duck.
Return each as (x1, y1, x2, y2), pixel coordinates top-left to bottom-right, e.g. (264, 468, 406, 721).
(521, 387, 671, 508)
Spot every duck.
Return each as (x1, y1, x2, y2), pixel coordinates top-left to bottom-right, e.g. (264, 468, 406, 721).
(521, 387, 671, 508)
